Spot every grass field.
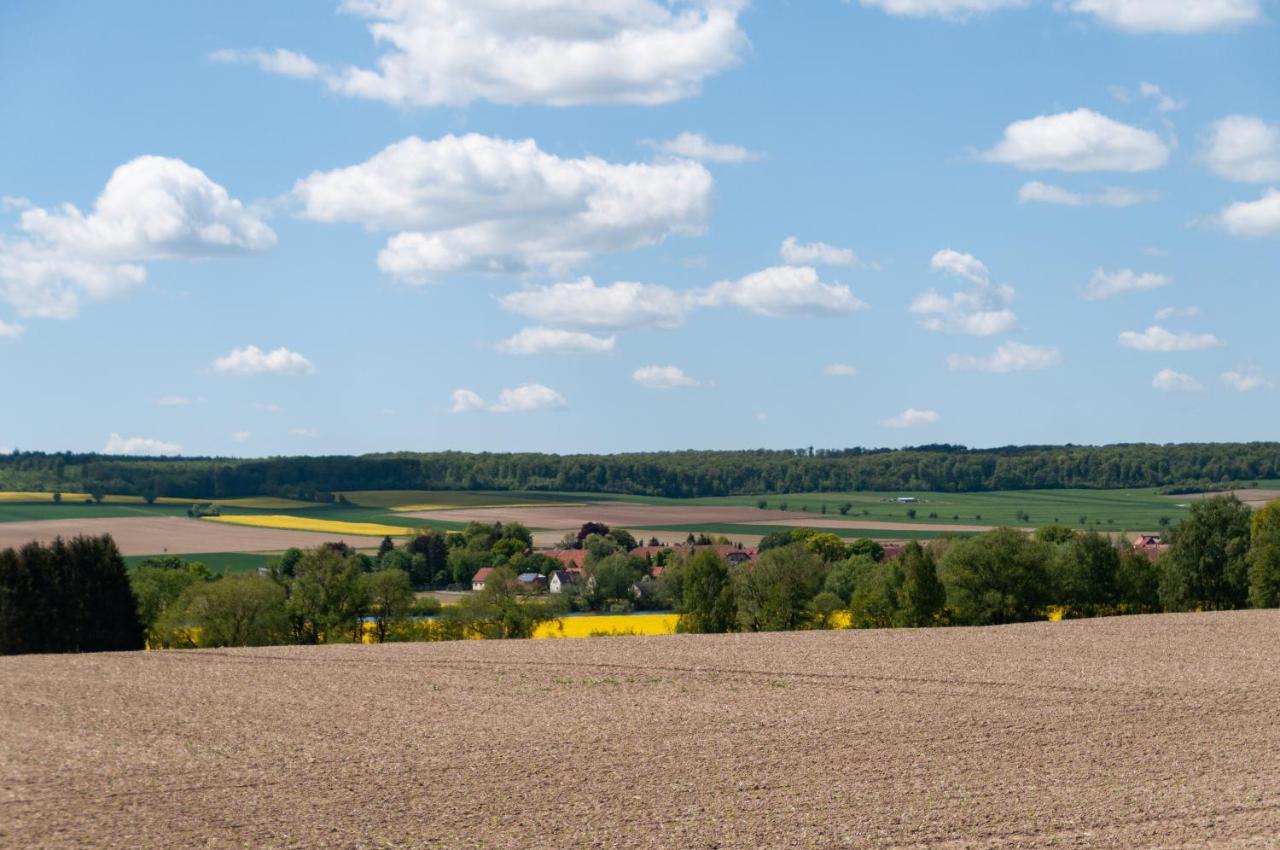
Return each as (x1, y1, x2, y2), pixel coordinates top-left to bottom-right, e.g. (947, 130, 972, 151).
(593, 487, 1190, 530)
(637, 523, 978, 541)
(123, 552, 273, 575)
(0, 502, 194, 523)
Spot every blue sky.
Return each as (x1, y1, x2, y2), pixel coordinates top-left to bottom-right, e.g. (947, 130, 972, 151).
(0, 0, 1277, 457)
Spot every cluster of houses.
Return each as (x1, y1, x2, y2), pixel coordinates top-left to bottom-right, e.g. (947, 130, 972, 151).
(471, 543, 761, 594)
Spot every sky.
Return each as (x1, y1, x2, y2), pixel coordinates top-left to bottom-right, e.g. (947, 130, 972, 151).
(0, 0, 1277, 457)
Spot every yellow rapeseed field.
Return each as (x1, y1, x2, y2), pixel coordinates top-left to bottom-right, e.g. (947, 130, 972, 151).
(533, 613, 680, 639)
(202, 514, 410, 537)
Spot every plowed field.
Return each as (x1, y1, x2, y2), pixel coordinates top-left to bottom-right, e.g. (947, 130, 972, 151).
(3, 611, 1278, 848)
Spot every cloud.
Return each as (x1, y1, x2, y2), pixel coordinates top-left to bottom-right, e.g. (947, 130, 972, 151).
(1217, 188, 1280, 238)
(1155, 305, 1200, 320)
(645, 132, 761, 163)
(157, 395, 192, 407)
(1119, 325, 1224, 352)
(210, 48, 323, 79)
(911, 250, 1016, 336)
(103, 433, 182, 456)
(232, 430, 252, 443)
(981, 109, 1169, 173)
(217, 0, 747, 107)
(451, 384, 567, 414)
(496, 326, 616, 356)
(1063, 0, 1261, 33)
(450, 389, 487, 414)
(0, 156, 274, 320)
(293, 134, 713, 280)
(253, 402, 283, 414)
(289, 427, 319, 438)
(780, 237, 861, 267)
(213, 345, 315, 375)
(1018, 181, 1151, 207)
(1204, 116, 1280, 183)
(1152, 369, 1204, 393)
(857, 0, 1028, 20)
(0, 320, 23, 339)
(1112, 82, 1185, 112)
(881, 408, 940, 429)
(946, 341, 1062, 373)
(824, 363, 858, 377)
(500, 277, 691, 330)
(1221, 370, 1276, 392)
(1082, 268, 1171, 300)
(632, 364, 701, 389)
(698, 266, 868, 317)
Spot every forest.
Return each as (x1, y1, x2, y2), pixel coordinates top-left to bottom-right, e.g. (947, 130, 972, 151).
(1, 442, 1278, 500)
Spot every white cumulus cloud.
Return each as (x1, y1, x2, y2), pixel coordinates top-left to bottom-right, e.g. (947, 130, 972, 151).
(1152, 369, 1204, 393)
(780, 237, 861, 267)
(210, 48, 323, 79)
(824, 363, 858, 377)
(1155, 305, 1200, 320)
(946, 342, 1062, 373)
(0, 320, 23, 339)
(293, 134, 713, 280)
(103, 433, 182, 456)
(1204, 116, 1280, 183)
(911, 250, 1016, 336)
(698, 266, 868, 317)
(881, 408, 940, 429)
(451, 384, 567, 414)
(157, 395, 192, 407)
(1018, 181, 1151, 207)
(981, 109, 1169, 173)
(645, 132, 761, 163)
(213, 345, 315, 376)
(1082, 268, 1171, 300)
(289, 427, 320, 439)
(1119, 326, 1224, 352)
(1217, 188, 1280, 238)
(500, 277, 691, 330)
(233, 431, 252, 443)
(0, 156, 274, 320)
(1221, 370, 1276, 392)
(857, 0, 1028, 20)
(216, 0, 747, 107)
(632, 364, 701, 389)
(1063, 0, 1261, 33)
(496, 327, 616, 356)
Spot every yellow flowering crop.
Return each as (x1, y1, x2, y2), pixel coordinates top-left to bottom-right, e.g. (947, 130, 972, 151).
(202, 514, 410, 537)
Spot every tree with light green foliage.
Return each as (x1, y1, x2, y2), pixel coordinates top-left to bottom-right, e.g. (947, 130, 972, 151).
(360, 568, 415, 643)
(161, 574, 288, 648)
(1159, 495, 1252, 612)
(281, 546, 367, 643)
(1248, 499, 1280, 608)
(895, 542, 945, 627)
(848, 562, 903, 629)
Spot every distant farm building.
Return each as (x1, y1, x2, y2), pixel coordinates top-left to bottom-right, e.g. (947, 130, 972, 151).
(471, 567, 494, 591)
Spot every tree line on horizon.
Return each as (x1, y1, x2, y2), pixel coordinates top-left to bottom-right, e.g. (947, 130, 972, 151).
(3, 495, 1280, 655)
(2, 442, 1280, 500)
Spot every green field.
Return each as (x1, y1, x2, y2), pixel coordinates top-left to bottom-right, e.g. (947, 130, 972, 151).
(0, 503, 194, 523)
(124, 552, 274, 575)
(591, 487, 1192, 531)
(636, 523, 977, 542)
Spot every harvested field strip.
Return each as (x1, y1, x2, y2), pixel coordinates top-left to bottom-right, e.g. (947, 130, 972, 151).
(4, 611, 1279, 849)
(339, 489, 599, 509)
(202, 514, 411, 537)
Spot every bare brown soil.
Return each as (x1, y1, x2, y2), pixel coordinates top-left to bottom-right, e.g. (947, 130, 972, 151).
(0, 516, 383, 556)
(3, 611, 1279, 848)
(1175, 489, 1280, 509)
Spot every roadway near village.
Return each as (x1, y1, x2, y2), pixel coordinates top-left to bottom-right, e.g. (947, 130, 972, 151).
(3, 610, 1278, 849)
